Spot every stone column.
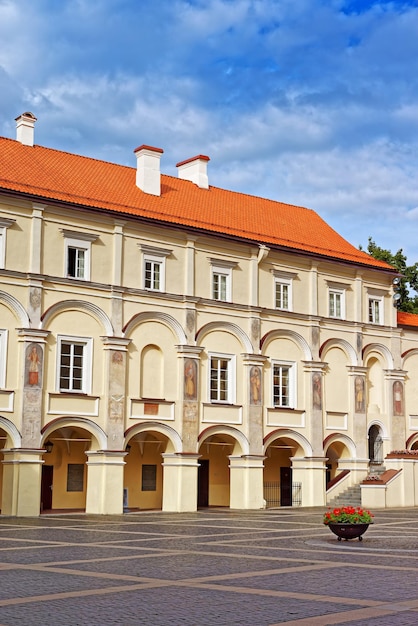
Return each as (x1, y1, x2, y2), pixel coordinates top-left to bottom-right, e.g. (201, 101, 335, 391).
(291, 456, 327, 507)
(85, 450, 127, 514)
(3, 330, 50, 517)
(229, 455, 265, 509)
(1, 448, 45, 516)
(161, 453, 200, 512)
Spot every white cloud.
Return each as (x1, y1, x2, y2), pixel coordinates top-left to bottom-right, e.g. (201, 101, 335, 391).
(1, 0, 418, 258)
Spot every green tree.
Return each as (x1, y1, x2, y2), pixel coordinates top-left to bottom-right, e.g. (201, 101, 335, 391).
(362, 238, 418, 313)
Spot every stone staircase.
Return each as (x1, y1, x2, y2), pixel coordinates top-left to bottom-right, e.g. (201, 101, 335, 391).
(328, 465, 386, 508)
(328, 484, 362, 508)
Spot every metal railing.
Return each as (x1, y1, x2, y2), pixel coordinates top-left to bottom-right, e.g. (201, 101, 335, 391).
(263, 481, 302, 507)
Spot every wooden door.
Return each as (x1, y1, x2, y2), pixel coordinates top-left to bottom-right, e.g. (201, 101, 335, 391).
(41, 465, 53, 511)
(197, 459, 209, 508)
(280, 466, 292, 507)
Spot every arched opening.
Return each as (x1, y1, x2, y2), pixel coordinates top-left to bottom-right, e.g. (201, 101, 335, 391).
(324, 440, 352, 487)
(124, 431, 169, 511)
(368, 424, 383, 465)
(41, 425, 98, 513)
(264, 436, 302, 507)
(197, 433, 238, 508)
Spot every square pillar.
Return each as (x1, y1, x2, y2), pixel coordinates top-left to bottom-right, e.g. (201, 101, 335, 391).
(1, 449, 44, 516)
(291, 456, 328, 507)
(162, 453, 200, 512)
(85, 451, 126, 515)
(229, 455, 265, 510)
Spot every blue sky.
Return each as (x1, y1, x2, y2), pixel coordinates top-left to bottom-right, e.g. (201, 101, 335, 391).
(1, 0, 418, 258)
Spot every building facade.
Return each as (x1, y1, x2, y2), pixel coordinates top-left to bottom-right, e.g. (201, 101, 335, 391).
(1, 112, 418, 516)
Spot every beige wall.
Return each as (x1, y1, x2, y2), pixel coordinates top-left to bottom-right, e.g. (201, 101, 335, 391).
(0, 193, 417, 514)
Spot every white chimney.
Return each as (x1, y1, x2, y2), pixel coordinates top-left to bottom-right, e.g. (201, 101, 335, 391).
(15, 112, 37, 146)
(176, 155, 210, 189)
(134, 144, 164, 196)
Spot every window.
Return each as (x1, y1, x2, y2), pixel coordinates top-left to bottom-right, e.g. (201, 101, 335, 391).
(57, 336, 92, 393)
(61, 229, 98, 281)
(272, 270, 296, 311)
(0, 329, 7, 388)
(67, 246, 86, 279)
(144, 256, 162, 290)
(140, 245, 172, 292)
(368, 297, 383, 324)
(273, 361, 295, 408)
(0, 218, 15, 269)
(142, 465, 157, 491)
(275, 279, 291, 310)
(67, 464, 84, 492)
(213, 268, 230, 301)
(329, 289, 345, 319)
(209, 258, 237, 302)
(209, 353, 235, 403)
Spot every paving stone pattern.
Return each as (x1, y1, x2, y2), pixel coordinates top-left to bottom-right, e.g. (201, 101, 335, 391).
(0, 507, 417, 625)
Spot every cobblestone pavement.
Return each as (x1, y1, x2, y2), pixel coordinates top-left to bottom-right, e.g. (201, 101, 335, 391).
(0, 507, 418, 625)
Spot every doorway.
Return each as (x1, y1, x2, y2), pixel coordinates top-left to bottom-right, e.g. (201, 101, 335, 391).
(41, 465, 53, 511)
(197, 459, 209, 507)
(280, 466, 292, 506)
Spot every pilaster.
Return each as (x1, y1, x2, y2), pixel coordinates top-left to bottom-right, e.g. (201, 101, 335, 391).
(17, 329, 49, 448)
(242, 354, 266, 455)
(303, 361, 327, 456)
(101, 337, 131, 450)
(177, 346, 204, 454)
(85, 450, 127, 514)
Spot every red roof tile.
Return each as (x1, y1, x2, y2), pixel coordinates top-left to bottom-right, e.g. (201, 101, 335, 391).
(0, 137, 393, 269)
(397, 311, 418, 327)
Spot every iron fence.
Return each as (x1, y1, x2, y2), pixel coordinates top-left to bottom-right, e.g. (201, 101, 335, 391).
(263, 481, 302, 507)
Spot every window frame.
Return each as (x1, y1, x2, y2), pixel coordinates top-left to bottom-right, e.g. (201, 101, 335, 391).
(0, 218, 15, 269)
(275, 278, 292, 311)
(208, 352, 236, 404)
(368, 296, 383, 325)
(208, 258, 237, 303)
(271, 270, 296, 311)
(144, 253, 164, 291)
(140, 245, 172, 293)
(272, 360, 296, 409)
(328, 288, 345, 319)
(56, 335, 92, 394)
(212, 266, 231, 301)
(61, 229, 98, 281)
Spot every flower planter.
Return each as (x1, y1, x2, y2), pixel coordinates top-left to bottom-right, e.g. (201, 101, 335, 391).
(327, 522, 370, 541)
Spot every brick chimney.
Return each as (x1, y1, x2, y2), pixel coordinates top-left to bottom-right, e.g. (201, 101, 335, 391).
(176, 155, 210, 189)
(15, 112, 37, 146)
(134, 145, 164, 196)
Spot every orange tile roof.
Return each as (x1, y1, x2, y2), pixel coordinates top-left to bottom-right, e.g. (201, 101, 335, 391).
(397, 311, 418, 327)
(0, 137, 393, 269)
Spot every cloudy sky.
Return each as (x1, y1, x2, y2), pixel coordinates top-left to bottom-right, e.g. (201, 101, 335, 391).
(1, 0, 418, 259)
